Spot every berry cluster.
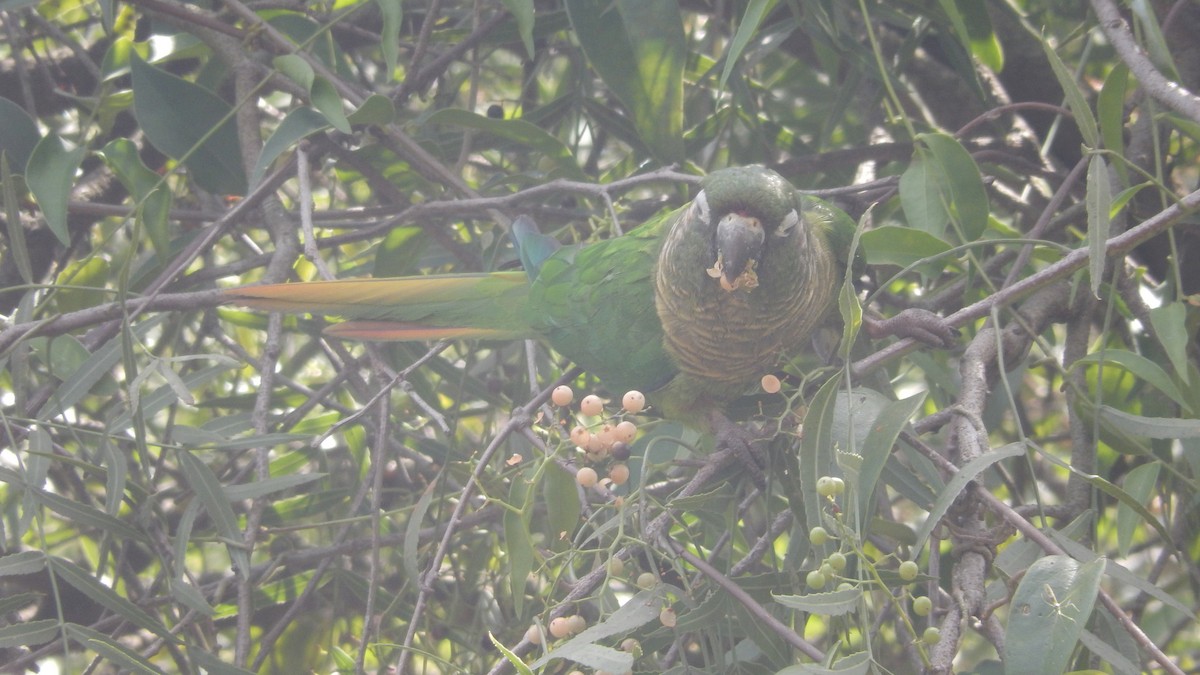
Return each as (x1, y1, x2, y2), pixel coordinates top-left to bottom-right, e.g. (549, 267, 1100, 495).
(549, 386, 645, 490)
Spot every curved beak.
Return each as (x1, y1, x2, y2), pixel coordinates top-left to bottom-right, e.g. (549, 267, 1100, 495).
(714, 213, 764, 288)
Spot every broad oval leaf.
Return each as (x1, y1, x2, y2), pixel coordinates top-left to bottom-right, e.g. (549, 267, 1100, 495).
(1004, 555, 1104, 675)
(130, 55, 247, 195)
(27, 133, 86, 245)
(0, 96, 39, 171)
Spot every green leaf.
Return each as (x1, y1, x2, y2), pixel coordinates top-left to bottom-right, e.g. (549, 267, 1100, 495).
(311, 77, 351, 133)
(1004, 556, 1104, 675)
(403, 478, 438, 585)
(1086, 154, 1111, 297)
(0, 96, 40, 171)
(1042, 39, 1099, 149)
(138, 185, 173, 261)
(773, 587, 860, 615)
(798, 373, 844, 542)
(65, 624, 165, 673)
(0, 550, 47, 576)
(504, 466, 535, 617)
(376, 0, 403, 76)
(130, 54, 247, 195)
(38, 315, 166, 420)
(899, 147, 950, 237)
(1098, 64, 1129, 175)
(859, 225, 952, 276)
(177, 449, 251, 576)
(956, 0, 1003, 72)
(857, 392, 926, 521)
(565, 0, 685, 162)
(488, 632, 535, 675)
(50, 557, 173, 640)
(0, 154, 30, 285)
(531, 587, 664, 671)
(347, 93, 396, 126)
(1071, 350, 1188, 412)
(98, 137, 161, 198)
(915, 443, 1025, 550)
(1148, 302, 1191, 385)
(30, 487, 147, 543)
(1116, 462, 1159, 558)
(0, 620, 58, 648)
(719, 0, 776, 89)
(916, 132, 989, 242)
(273, 54, 314, 92)
(501, 0, 535, 59)
(250, 107, 329, 187)
(1096, 405, 1200, 439)
(27, 133, 86, 245)
(544, 459, 582, 542)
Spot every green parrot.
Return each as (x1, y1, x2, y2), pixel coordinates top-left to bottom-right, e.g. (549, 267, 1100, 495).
(224, 166, 842, 427)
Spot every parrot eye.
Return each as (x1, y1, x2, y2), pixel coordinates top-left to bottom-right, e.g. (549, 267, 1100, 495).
(693, 190, 710, 225)
(775, 209, 800, 237)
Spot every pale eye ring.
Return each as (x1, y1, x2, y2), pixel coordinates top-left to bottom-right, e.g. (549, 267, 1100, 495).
(692, 189, 710, 224)
(776, 209, 800, 236)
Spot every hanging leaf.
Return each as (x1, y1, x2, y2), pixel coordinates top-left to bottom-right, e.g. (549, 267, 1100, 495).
(130, 54, 247, 195)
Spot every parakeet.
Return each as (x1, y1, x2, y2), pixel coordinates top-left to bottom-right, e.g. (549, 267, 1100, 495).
(224, 166, 841, 426)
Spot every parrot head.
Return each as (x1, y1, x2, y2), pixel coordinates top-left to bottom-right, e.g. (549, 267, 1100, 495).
(692, 166, 806, 293)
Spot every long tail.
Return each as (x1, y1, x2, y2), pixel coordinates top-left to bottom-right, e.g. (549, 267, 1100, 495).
(222, 273, 536, 341)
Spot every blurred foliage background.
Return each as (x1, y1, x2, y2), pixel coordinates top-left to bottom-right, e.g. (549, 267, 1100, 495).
(0, 0, 1198, 673)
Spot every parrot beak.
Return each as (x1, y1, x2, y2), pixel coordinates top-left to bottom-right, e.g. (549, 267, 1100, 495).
(707, 212, 765, 291)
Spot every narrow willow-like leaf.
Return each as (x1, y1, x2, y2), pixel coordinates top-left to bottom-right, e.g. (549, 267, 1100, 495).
(1086, 154, 1111, 297)
(531, 587, 665, 671)
(1148, 302, 1191, 385)
(504, 467, 535, 617)
(1097, 405, 1200, 439)
(376, 0, 403, 75)
(1071, 350, 1188, 412)
(0, 550, 47, 576)
(1041, 40, 1099, 149)
(719, 0, 775, 89)
(914, 443, 1025, 550)
(0, 154, 31, 284)
(403, 477, 439, 585)
(1116, 463, 1160, 558)
(38, 315, 165, 420)
(0, 620, 58, 649)
(177, 450, 250, 576)
(51, 557, 173, 639)
(488, 632, 536, 675)
(774, 587, 861, 615)
(857, 392, 926, 520)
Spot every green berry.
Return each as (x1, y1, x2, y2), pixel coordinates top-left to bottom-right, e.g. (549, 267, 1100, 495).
(913, 596, 932, 617)
(898, 560, 919, 582)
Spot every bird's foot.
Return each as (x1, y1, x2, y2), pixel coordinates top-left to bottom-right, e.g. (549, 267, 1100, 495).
(709, 410, 771, 491)
(865, 308, 958, 348)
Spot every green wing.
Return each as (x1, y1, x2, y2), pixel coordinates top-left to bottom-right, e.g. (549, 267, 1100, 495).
(529, 208, 680, 395)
